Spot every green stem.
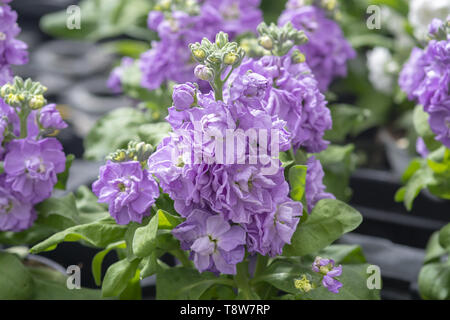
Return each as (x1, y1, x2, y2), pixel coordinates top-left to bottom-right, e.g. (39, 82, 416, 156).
(19, 108, 30, 139)
(170, 249, 192, 268)
(213, 76, 223, 101)
(253, 254, 268, 279)
(235, 260, 253, 299)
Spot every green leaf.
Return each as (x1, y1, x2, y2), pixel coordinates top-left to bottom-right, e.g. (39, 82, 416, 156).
(132, 213, 158, 258)
(157, 209, 183, 230)
(316, 145, 357, 201)
(253, 260, 379, 300)
(84, 108, 151, 161)
(156, 267, 233, 300)
(139, 252, 158, 279)
(0, 252, 34, 299)
(30, 217, 128, 253)
(438, 223, 450, 251)
(306, 264, 381, 300)
(28, 267, 102, 300)
(418, 262, 450, 300)
(119, 269, 142, 300)
(35, 193, 80, 230)
(92, 241, 126, 286)
(283, 199, 362, 256)
(424, 231, 447, 264)
(316, 244, 367, 265)
(325, 104, 371, 143)
(288, 165, 307, 202)
(54, 154, 74, 190)
(137, 122, 171, 146)
(102, 258, 141, 298)
(413, 105, 441, 152)
(402, 166, 435, 211)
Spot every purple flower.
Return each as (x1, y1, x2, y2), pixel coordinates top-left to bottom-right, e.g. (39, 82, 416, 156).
(428, 18, 444, 37)
(3, 138, 66, 204)
(138, 0, 262, 90)
(229, 56, 331, 153)
(428, 107, 450, 148)
(0, 183, 36, 232)
(39, 104, 68, 130)
(0, 3, 28, 86)
(278, 4, 355, 91)
(305, 156, 335, 213)
(312, 256, 343, 294)
(172, 82, 197, 110)
(172, 209, 246, 274)
(92, 161, 160, 225)
(107, 57, 134, 94)
(245, 200, 302, 257)
(399, 20, 450, 148)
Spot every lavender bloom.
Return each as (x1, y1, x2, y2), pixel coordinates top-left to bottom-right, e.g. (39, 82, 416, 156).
(278, 3, 355, 91)
(172, 82, 197, 110)
(229, 56, 331, 153)
(246, 200, 302, 257)
(39, 104, 68, 130)
(305, 156, 335, 213)
(312, 256, 343, 294)
(399, 20, 450, 148)
(0, 3, 28, 86)
(107, 57, 134, 94)
(172, 209, 246, 274)
(3, 138, 66, 204)
(0, 183, 36, 232)
(92, 161, 160, 225)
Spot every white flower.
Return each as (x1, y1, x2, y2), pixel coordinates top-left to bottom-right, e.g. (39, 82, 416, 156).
(409, 0, 450, 40)
(366, 47, 398, 94)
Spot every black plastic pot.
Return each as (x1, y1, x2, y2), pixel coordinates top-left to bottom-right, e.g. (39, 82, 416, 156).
(33, 40, 113, 79)
(65, 76, 131, 136)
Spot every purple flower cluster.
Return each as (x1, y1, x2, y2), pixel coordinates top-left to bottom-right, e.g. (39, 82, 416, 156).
(227, 55, 332, 153)
(139, 0, 262, 91)
(0, 103, 67, 232)
(278, 2, 356, 92)
(0, 1, 28, 86)
(312, 256, 343, 293)
(399, 18, 450, 148)
(92, 160, 160, 225)
(147, 75, 306, 273)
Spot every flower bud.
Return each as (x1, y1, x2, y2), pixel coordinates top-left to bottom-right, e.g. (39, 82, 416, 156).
(224, 52, 238, 65)
(258, 35, 273, 50)
(194, 65, 214, 81)
(29, 95, 46, 110)
(291, 49, 306, 64)
(294, 275, 313, 293)
(215, 32, 229, 48)
(173, 83, 196, 110)
(192, 48, 206, 61)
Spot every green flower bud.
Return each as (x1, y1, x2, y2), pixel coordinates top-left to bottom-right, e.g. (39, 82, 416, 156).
(192, 48, 206, 61)
(29, 95, 46, 110)
(224, 52, 238, 65)
(258, 35, 273, 50)
(215, 32, 229, 49)
(294, 275, 314, 293)
(291, 49, 306, 64)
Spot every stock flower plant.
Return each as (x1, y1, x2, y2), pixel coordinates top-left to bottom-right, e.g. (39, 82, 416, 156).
(29, 19, 379, 299)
